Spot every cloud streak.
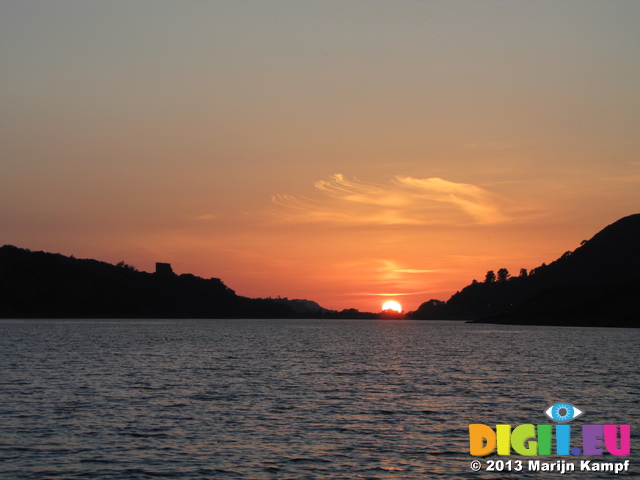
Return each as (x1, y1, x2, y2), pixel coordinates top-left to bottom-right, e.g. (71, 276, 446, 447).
(271, 174, 510, 226)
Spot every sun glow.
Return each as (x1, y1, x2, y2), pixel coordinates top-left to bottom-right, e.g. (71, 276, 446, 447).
(382, 301, 403, 312)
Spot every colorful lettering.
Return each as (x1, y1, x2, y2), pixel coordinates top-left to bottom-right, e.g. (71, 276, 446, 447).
(469, 423, 631, 457)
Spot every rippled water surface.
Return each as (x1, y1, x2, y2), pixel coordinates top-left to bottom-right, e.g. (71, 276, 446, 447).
(1, 319, 638, 479)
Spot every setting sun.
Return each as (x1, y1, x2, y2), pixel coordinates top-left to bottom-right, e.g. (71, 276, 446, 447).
(382, 301, 403, 313)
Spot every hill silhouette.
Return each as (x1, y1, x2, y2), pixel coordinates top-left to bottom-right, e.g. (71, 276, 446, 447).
(0, 246, 378, 319)
(0, 245, 295, 319)
(411, 214, 640, 327)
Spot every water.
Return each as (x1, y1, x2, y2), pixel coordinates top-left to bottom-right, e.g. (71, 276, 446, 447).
(0, 319, 638, 479)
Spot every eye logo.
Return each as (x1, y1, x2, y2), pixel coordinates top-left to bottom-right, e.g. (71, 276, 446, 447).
(544, 403, 584, 423)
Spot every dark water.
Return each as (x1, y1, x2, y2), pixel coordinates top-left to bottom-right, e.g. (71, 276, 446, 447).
(0, 319, 638, 479)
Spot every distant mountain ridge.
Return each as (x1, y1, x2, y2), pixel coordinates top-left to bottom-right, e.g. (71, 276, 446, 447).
(411, 214, 640, 327)
(270, 297, 335, 315)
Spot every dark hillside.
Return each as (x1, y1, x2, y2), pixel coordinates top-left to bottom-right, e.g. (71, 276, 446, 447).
(475, 279, 640, 328)
(0, 245, 294, 319)
(530, 213, 640, 286)
(412, 214, 640, 326)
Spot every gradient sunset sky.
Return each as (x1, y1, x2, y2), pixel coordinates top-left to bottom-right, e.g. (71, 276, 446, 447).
(2, 1, 639, 312)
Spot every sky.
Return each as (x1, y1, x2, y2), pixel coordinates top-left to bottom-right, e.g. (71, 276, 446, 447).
(2, 1, 639, 312)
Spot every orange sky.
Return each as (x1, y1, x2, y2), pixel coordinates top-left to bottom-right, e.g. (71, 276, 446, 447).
(2, 1, 639, 312)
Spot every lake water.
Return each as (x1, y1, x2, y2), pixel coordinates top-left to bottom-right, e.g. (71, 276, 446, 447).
(0, 319, 637, 479)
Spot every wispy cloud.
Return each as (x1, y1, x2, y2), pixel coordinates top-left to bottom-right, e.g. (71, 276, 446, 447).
(395, 176, 509, 224)
(271, 174, 510, 226)
(327, 258, 443, 301)
(376, 259, 441, 277)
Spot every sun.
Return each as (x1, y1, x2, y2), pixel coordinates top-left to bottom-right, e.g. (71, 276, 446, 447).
(382, 301, 403, 313)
